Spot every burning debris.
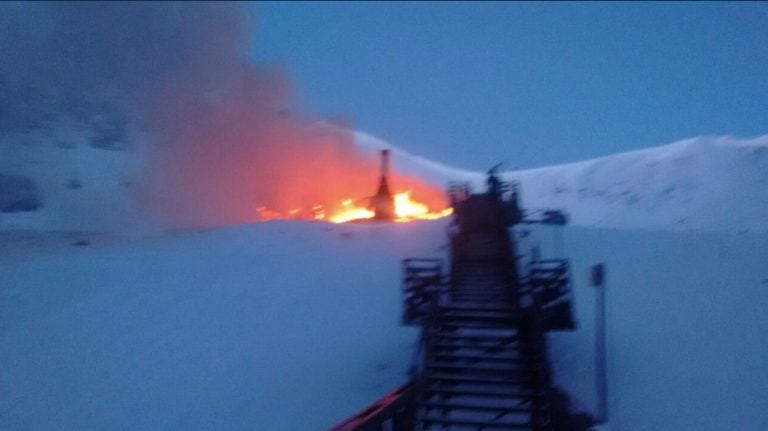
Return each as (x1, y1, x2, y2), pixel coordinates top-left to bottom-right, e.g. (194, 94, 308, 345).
(254, 149, 452, 224)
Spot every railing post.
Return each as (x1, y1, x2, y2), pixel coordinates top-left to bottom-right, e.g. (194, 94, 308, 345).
(392, 403, 417, 431)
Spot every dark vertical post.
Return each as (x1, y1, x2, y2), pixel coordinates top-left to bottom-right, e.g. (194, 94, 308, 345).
(590, 263, 608, 423)
(392, 404, 417, 431)
(372, 149, 395, 220)
(380, 149, 390, 177)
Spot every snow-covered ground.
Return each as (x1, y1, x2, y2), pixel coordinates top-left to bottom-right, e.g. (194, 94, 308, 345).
(2, 128, 768, 430)
(1, 221, 443, 430)
(2, 221, 766, 430)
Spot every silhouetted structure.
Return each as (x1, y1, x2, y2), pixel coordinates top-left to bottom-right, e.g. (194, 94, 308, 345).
(370, 149, 395, 220)
(332, 169, 590, 431)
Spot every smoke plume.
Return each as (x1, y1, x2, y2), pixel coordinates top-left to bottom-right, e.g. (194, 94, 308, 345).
(0, 2, 444, 228)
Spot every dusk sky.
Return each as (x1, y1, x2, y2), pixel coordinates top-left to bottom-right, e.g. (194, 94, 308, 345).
(250, 2, 767, 170)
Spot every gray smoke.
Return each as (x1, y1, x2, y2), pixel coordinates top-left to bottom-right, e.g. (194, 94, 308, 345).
(0, 2, 259, 131)
(0, 2, 423, 228)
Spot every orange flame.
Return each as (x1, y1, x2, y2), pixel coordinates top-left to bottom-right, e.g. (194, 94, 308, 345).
(393, 191, 453, 222)
(254, 191, 452, 224)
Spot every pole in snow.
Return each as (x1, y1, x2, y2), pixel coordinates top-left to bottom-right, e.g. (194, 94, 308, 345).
(590, 263, 608, 424)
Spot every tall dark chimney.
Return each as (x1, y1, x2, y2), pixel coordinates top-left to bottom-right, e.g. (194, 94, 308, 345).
(380, 148, 390, 178)
(370, 149, 395, 220)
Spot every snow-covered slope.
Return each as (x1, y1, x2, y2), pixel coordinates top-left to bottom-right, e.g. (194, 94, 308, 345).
(3, 123, 767, 234)
(0, 122, 147, 232)
(1, 222, 766, 430)
(356, 131, 768, 234)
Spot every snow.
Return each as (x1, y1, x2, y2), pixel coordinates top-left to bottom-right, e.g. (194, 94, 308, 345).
(0, 122, 147, 232)
(1, 221, 445, 430)
(525, 225, 768, 431)
(357, 131, 768, 234)
(2, 221, 767, 430)
(2, 128, 768, 430)
(3, 123, 767, 234)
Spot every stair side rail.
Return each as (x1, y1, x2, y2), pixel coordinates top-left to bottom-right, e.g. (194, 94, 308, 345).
(402, 258, 445, 325)
(328, 381, 421, 431)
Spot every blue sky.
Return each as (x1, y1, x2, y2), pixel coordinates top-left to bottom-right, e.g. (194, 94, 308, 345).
(250, 2, 767, 170)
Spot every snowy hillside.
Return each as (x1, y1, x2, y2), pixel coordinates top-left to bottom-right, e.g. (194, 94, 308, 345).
(1, 221, 766, 430)
(2, 122, 767, 233)
(356, 131, 768, 234)
(0, 122, 147, 232)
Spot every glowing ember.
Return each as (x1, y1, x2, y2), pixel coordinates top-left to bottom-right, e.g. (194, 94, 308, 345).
(253, 191, 452, 224)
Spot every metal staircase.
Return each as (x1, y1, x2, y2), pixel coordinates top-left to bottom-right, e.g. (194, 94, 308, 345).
(414, 219, 551, 430)
(331, 173, 578, 431)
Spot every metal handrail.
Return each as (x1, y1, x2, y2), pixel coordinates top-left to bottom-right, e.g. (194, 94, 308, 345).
(328, 381, 421, 431)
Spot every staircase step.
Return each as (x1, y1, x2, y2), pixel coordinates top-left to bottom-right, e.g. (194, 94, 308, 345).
(427, 373, 531, 386)
(449, 295, 507, 299)
(431, 347, 520, 358)
(430, 332, 518, 343)
(419, 415, 531, 430)
(436, 320, 519, 329)
(441, 308, 518, 316)
(452, 280, 507, 285)
(451, 287, 506, 290)
(420, 401, 533, 414)
(453, 281, 508, 285)
(449, 286, 508, 291)
(443, 305, 514, 313)
(449, 297, 509, 304)
(427, 361, 531, 375)
(439, 312, 521, 324)
(433, 353, 528, 364)
(450, 287, 508, 292)
(424, 385, 531, 399)
(440, 303, 516, 311)
(431, 341, 519, 351)
(449, 296, 508, 300)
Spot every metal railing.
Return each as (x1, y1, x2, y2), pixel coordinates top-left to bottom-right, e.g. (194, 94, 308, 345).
(402, 258, 445, 326)
(522, 258, 575, 331)
(328, 381, 421, 431)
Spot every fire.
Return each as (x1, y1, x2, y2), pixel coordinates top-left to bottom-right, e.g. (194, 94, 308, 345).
(250, 147, 452, 224)
(393, 191, 453, 222)
(328, 191, 452, 223)
(329, 199, 375, 223)
(254, 191, 452, 224)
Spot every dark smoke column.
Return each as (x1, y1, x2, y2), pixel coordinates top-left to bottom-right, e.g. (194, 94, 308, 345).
(370, 149, 395, 220)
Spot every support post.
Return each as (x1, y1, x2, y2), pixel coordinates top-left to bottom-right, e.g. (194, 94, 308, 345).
(590, 263, 608, 424)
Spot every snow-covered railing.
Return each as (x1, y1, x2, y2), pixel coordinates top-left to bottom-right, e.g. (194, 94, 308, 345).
(522, 258, 576, 331)
(401, 258, 445, 326)
(328, 381, 420, 431)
